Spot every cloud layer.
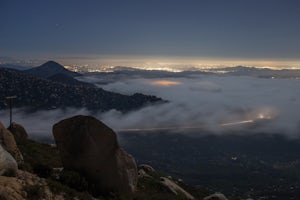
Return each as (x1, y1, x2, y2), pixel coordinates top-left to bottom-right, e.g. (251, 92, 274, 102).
(0, 75, 299, 139)
(97, 75, 300, 137)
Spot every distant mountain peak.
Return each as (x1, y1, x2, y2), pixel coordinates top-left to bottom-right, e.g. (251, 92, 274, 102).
(25, 60, 80, 78)
(41, 60, 63, 67)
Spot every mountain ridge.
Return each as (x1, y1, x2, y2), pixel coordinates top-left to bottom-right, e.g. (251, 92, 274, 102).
(0, 68, 163, 112)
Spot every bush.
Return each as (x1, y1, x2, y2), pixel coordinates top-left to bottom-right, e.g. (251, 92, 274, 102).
(18, 162, 32, 172)
(60, 170, 89, 192)
(2, 168, 16, 177)
(32, 163, 53, 178)
(47, 179, 93, 200)
(17, 139, 62, 170)
(23, 184, 45, 200)
(47, 179, 75, 196)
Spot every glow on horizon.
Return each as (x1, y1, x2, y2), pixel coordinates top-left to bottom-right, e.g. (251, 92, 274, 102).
(58, 55, 300, 71)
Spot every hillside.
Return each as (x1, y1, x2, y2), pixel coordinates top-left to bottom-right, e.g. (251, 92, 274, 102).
(0, 119, 223, 200)
(121, 132, 300, 199)
(0, 68, 162, 112)
(47, 73, 94, 87)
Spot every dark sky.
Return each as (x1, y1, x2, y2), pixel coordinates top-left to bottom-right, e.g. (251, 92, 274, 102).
(1, 0, 300, 66)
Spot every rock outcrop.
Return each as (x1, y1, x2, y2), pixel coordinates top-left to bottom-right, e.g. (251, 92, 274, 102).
(0, 122, 23, 164)
(8, 122, 28, 142)
(160, 177, 195, 200)
(52, 115, 138, 198)
(204, 193, 228, 200)
(0, 144, 17, 176)
(0, 170, 65, 200)
(138, 164, 155, 178)
(137, 164, 195, 200)
(139, 164, 155, 173)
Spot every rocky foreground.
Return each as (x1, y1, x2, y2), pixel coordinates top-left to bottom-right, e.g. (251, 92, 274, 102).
(0, 115, 232, 200)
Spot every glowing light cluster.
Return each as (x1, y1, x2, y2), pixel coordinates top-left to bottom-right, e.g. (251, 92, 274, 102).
(149, 80, 182, 87)
(257, 113, 272, 119)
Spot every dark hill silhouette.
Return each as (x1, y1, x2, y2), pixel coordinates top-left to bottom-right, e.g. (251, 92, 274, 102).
(25, 61, 80, 78)
(0, 68, 163, 112)
(0, 64, 31, 70)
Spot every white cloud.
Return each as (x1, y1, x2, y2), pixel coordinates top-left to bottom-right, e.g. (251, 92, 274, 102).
(0, 75, 299, 140)
(97, 75, 300, 137)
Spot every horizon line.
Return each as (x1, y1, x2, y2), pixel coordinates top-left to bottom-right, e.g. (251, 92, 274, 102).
(1, 55, 300, 70)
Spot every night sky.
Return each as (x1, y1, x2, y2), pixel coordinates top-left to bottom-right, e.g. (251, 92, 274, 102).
(1, 0, 300, 67)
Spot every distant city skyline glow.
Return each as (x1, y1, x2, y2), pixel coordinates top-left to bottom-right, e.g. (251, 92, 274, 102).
(1, 55, 300, 71)
(57, 55, 300, 71)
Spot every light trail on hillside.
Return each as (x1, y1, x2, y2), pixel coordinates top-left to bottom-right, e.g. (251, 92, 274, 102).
(116, 120, 255, 132)
(116, 112, 274, 133)
(220, 120, 254, 126)
(116, 126, 206, 132)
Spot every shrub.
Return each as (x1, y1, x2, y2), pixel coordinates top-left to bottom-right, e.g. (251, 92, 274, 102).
(59, 170, 89, 192)
(47, 179, 93, 200)
(2, 168, 16, 177)
(18, 162, 32, 172)
(47, 179, 75, 196)
(23, 184, 45, 200)
(32, 163, 53, 178)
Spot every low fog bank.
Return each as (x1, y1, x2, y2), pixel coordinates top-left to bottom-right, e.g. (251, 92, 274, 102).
(0, 108, 91, 140)
(0, 75, 300, 139)
(98, 76, 300, 137)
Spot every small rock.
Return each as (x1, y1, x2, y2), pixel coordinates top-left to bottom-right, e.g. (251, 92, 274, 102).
(204, 192, 228, 200)
(138, 164, 155, 173)
(0, 121, 23, 164)
(8, 122, 28, 142)
(0, 144, 17, 176)
(138, 169, 147, 178)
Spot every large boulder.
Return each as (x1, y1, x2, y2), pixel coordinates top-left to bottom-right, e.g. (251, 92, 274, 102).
(8, 122, 28, 142)
(0, 122, 23, 164)
(0, 144, 17, 176)
(52, 115, 138, 198)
